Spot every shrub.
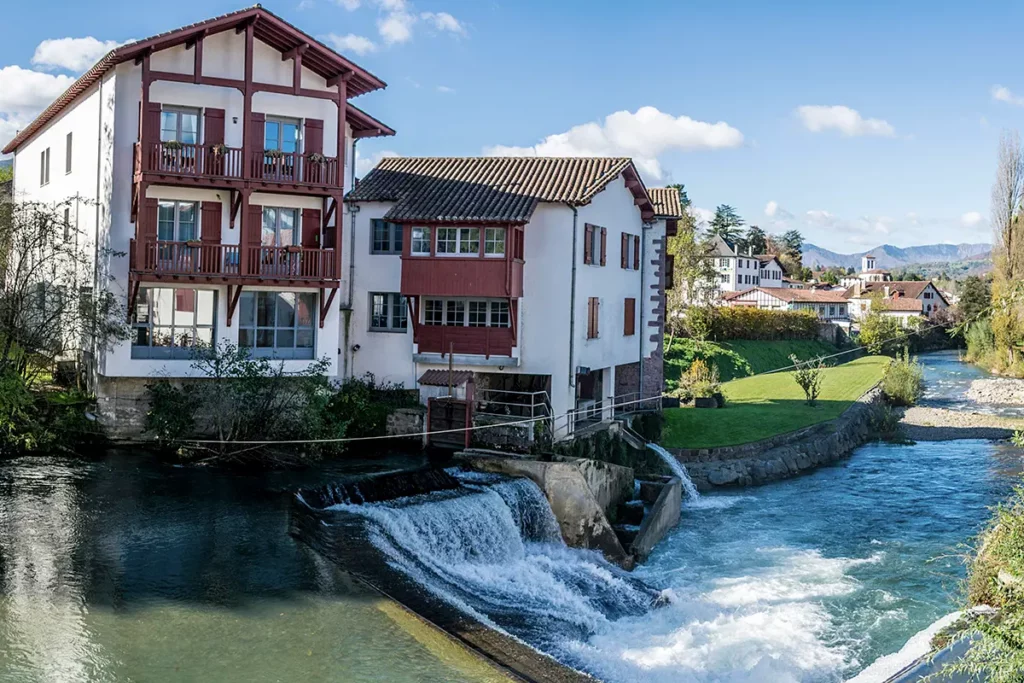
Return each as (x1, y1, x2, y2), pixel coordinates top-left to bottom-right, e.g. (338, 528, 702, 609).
(327, 374, 420, 440)
(790, 354, 823, 406)
(664, 338, 753, 388)
(684, 306, 820, 341)
(673, 359, 721, 401)
(966, 318, 996, 362)
(630, 411, 665, 442)
(870, 404, 905, 441)
(881, 348, 925, 407)
(858, 309, 904, 354)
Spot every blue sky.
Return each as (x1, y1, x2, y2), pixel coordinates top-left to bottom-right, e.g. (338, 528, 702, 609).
(2, 0, 1022, 252)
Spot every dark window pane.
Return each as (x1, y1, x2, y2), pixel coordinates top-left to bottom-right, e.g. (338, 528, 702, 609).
(134, 327, 150, 347)
(276, 330, 295, 348)
(256, 329, 275, 348)
(239, 328, 254, 348)
(296, 329, 314, 348)
(239, 293, 255, 327)
(256, 293, 276, 327)
(277, 292, 296, 327)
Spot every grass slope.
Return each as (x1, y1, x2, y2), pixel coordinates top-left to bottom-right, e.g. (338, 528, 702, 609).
(662, 355, 889, 449)
(664, 338, 840, 386)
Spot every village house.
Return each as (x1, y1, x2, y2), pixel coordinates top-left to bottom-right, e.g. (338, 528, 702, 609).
(708, 235, 784, 293)
(844, 280, 950, 325)
(1, 6, 394, 430)
(344, 157, 681, 438)
(722, 286, 850, 321)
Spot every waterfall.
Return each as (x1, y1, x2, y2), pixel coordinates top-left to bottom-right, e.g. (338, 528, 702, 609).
(647, 443, 701, 501)
(326, 473, 658, 653)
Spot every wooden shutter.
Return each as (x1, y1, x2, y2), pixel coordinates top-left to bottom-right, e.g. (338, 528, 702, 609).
(142, 197, 158, 242)
(621, 233, 628, 269)
(634, 235, 641, 270)
(304, 119, 324, 155)
(583, 224, 593, 265)
(142, 102, 162, 145)
(245, 203, 262, 275)
(201, 202, 222, 243)
(665, 254, 675, 290)
(204, 108, 225, 145)
(586, 298, 594, 338)
(600, 228, 607, 266)
(624, 298, 636, 336)
(248, 112, 265, 179)
(301, 208, 321, 248)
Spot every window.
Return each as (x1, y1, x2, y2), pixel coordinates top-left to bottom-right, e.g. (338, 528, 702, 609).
(484, 227, 506, 257)
(719, 273, 729, 283)
(369, 292, 407, 331)
(584, 224, 606, 266)
(445, 300, 465, 326)
(63, 207, 71, 241)
(131, 288, 216, 359)
(490, 300, 510, 328)
(840, 305, 847, 316)
(587, 297, 600, 339)
(468, 301, 489, 326)
(624, 297, 636, 336)
(265, 117, 301, 153)
(65, 132, 73, 174)
(262, 207, 297, 247)
(437, 227, 479, 255)
(371, 220, 403, 254)
(411, 226, 431, 255)
(425, 299, 444, 325)
(157, 201, 198, 242)
(923, 291, 933, 299)
(238, 291, 315, 359)
(160, 107, 199, 144)
(40, 147, 50, 186)
(829, 305, 836, 317)
(719, 258, 729, 267)
(621, 234, 640, 270)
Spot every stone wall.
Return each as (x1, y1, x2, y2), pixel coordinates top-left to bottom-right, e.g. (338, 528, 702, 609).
(470, 413, 534, 452)
(669, 387, 884, 489)
(386, 407, 426, 440)
(95, 376, 152, 440)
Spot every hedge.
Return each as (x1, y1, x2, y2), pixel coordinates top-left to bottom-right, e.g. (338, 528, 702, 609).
(696, 306, 821, 341)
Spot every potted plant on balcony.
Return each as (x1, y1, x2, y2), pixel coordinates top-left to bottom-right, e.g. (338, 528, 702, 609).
(284, 244, 302, 253)
(163, 140, 184, 151)
(306, 152, 326, 164)
(264, 148, 285, 160)
(210, 143, 227, 157)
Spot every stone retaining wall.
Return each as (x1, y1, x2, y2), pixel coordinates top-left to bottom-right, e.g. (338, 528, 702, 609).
(668, 386, 884, 489)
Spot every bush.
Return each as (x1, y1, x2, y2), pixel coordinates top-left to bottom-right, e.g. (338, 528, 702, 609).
(966, 317, 996, 362)
(684, 306, 821, 341)
(790, 354, 823, 406)
(858, 309, 904, 354)
(881, 348, 925, 406)
(630, 411, 665, 442)
(327, 374, 420, 440)
(672, 359, 721, 401)
(869, 404, 904, 441)
(664, 338, 753, 387)
(0, 368, 105, 456)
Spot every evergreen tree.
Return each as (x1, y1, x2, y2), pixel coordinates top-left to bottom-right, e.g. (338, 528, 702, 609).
(743, 225, 768, 254)
(958, 276, 991, 325)
(708, 204, 744, 244)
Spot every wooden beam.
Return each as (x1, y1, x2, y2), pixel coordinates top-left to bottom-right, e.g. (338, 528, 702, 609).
(127, 280, 141, 322)
(323, 197, 337, 231)
(292, 50, 302, 95)
(193, 34, 204, 84)
(282, 43, 309, 61)
(326, 71, 354, 88)
(185, 28, 207, 50)
(319, 288, 338, 328)
(230, 190, 242, 229)
(634, 197, 646, 206)
(226, 284, 244, 327)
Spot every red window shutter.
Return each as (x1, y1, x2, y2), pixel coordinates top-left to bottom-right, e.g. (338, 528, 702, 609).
(249, 112, 266, 152)
(600, 228, 607, 266)
(594, 297, 600, 337)
(142, 103, 162, 145)
(301, 208, 321, 248)
(587, 298, 595, 339)
(246, 204, 263, 247)
(142, 197, 158, 242)
(304, 119, 324, 155)
(204, 108, 225, 145)
(666, 255, 675, 290)
(621, 233, 628, 269)
(624, 298, 635, 336)
(634, 235, 640, 270)
(583, 225, 593, 265)
(201, 201, 222, 243)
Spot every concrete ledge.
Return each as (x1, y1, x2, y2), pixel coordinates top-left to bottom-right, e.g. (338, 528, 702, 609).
(631, 477, 681, 562)
(413, 353, 520, 367)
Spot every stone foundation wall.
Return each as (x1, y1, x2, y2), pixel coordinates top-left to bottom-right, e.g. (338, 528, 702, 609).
(95, 376, 153, 440)
(470, 413, 534, 452)
(669, 386, 884, 489)
(386, 407, 426, 440)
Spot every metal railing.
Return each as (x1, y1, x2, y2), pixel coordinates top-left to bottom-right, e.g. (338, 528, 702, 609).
(475, 389, 551, 420)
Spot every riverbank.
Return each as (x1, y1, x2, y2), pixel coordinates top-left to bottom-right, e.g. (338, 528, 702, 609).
(899, 406, 1024, 441)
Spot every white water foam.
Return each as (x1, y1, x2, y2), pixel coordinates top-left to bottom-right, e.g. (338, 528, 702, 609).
(846, 610, 962, 683)
(647, 443, 701, 501)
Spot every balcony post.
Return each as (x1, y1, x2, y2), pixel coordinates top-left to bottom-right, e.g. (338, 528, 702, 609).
(242, 21, 254, 181)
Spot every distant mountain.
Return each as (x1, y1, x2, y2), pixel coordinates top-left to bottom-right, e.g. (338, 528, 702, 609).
(802, 243, 992, 270)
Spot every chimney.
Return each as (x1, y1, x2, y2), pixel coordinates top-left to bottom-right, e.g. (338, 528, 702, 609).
(884, 285, 891, 298)
(854, 281, 862, 297)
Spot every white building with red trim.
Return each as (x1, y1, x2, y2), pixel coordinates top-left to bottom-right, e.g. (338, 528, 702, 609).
(722, 286, 851, 321)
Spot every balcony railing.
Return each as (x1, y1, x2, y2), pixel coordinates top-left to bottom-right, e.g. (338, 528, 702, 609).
(135, 142, 342, 189)
(417, 325, 514, 359)
(130, 239, 337, 282)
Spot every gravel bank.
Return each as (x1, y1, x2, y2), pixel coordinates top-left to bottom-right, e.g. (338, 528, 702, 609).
(900, 406, 1024, 441)
(966, 378, 1024, 405)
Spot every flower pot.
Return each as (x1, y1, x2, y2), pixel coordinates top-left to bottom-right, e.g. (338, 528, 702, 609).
(185, 240, 203, 248)
(285, 245, 302, 253)
(694, 397, 717, 409)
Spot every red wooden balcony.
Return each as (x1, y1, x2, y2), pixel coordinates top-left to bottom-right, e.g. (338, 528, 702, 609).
(416, 325, 515, 358)
(401, 257, 523, 298)
(130, 239, 338, 284)
(135, 142, 343, 190)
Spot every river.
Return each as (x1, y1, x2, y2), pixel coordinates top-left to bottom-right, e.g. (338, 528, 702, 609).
(0, 352, 1019, 682)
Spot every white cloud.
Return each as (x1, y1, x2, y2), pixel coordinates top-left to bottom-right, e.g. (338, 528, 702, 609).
(992, 85, 1024, 107)
(764, 200, 778, 217)
(0, 65, 77, 151)
(796, 105, 896, 137)
(333, 0, 361, 9)
(323, 33, 377, 55)
(297, 0, 314, 9)
(376, 0, 407, 9)
(355, 148, 400, 176)
(483, 106, 743, 181)
(32, 37, 124, 72)
(420, 11, 465, 35)
(692, 207, 714, 226)
(961, 211, 984, 227)
(436, 85, 455, 93)
(378, 11, 416, 44)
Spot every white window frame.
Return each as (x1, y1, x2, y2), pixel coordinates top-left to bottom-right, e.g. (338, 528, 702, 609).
(436, 227, 480, 256)
(484, 227, 506, 257)
(65, 132, 73, 175)
(40, 147, 50, 187)
(423, 298, 510, 328)
(411, 226, 431, 255)
(369, 292, 408, 332)
(160, 106, 201, 144)
(157, 200, 199, 242)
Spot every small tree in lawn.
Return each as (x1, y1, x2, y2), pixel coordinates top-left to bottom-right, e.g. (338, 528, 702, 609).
(790, 354, 824, 406)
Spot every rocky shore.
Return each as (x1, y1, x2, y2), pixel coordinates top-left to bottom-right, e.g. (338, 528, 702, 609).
(899, 406, 1024, 441)
(966, 378, 1024, 405)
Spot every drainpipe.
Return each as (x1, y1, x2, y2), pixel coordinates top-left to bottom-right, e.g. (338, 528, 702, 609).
(91, 74, 105, 389)
(568, 206, 579, 408)
(639, 221, 651, 406)
(345, 137, 359, 379)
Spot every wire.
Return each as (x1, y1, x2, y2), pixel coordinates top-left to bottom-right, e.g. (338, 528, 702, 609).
(181, 319, 948, 447)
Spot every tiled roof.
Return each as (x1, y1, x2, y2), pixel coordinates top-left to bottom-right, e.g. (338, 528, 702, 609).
(648, 187, 685, 218)
(844, 281, 938, 301)
(418, 370, 474, 387)
(863, 268, 890, 274)
(709, 235, 737, 257)
(347, 156, 655, 224)
(2, 6, 389, 154)
(723, 287, 849, 303)
(879, 298, 924, 312)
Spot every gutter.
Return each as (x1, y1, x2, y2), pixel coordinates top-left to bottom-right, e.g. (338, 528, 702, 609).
(346, 137, 358, 379)
(639, 221, 651, 403)
(91, 74, 105, 388)
(568, 206, 579, 400)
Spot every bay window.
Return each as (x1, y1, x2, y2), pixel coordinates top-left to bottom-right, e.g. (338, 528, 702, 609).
(131, 287, 216, 359)
(423, 298, 512, 328)
(411, 226, 431, 255)
(238, 291, 315, 359)
(437, 227, 480, 255)
(484, 227, 505, 257)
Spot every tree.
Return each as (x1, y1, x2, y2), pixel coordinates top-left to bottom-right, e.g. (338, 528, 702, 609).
(743, 225, 768, 255)
(0, 165, 12, 185)
(959, 276, 991, 325)
(990, 131, 1024, 367)
(819, 269, 840, 285)
(708, 204, 744, 244)
(667, 183, 691, 211)
(859, 296, 904, 354)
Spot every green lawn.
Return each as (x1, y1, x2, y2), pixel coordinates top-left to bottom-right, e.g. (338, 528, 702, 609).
(662, 355, 890, 449)
(664, 338, 840, 385)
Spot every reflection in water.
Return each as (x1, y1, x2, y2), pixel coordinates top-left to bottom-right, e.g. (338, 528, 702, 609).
(0, 454, 501, 683)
